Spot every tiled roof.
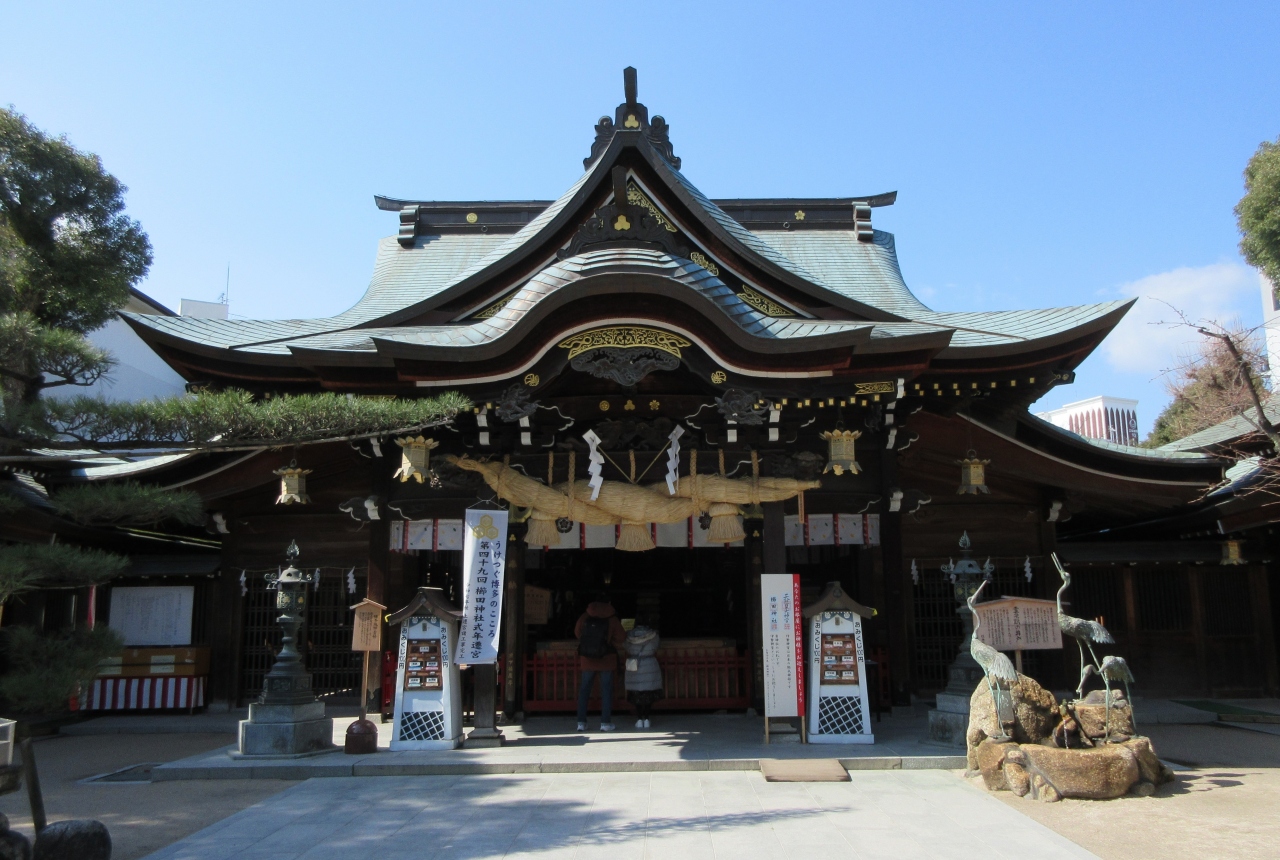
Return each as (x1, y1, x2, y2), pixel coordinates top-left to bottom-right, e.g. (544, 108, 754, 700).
(752, 230, 930, 317)
(1159, 393, 1280, 452)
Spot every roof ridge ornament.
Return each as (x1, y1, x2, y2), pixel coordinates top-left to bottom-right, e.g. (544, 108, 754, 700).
(585, 67, 681, 170)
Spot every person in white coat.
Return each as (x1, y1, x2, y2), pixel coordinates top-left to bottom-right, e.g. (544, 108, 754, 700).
(624, 617, 662, 729)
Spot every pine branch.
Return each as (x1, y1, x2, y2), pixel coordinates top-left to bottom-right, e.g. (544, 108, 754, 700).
(0, 543, 129, 605)
(14, 388, 470, 450)
(51, 482, 205, 526)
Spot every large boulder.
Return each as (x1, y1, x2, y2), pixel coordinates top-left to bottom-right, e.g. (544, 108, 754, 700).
(976, 738, 1169, 801)
(33, 820, 110, 860)
(1073, 689, 1136, 741)
(965, 674, 1058, 770)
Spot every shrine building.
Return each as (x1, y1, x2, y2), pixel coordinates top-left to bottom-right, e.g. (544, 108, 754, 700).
(113, 69, 1277, 716)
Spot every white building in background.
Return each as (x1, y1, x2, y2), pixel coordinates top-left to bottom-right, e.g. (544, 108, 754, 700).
(49, 290, 229, 402)
(1037, 396, 1140, 446)
(1261, 275, 1280, 387)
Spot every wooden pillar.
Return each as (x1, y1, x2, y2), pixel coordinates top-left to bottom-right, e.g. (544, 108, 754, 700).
(1250, 565, 1279, 696)
(504, 537, 526, 718)
(211, 550, 246, 709)
(879, 449, 909, 706)
(763, 502, 786, 574)
(746, 522, 765, 711)
(1188, 566, 1210, 695)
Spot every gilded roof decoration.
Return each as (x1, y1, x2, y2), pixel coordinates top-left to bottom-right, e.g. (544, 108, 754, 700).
(737, 285, 795, 318)
(689, 252, 720, 276)
(627, 182, 677, 233)
(557, 327, 692, 360)
(854, 381, 895, 395)
(473, 294, 514, 319)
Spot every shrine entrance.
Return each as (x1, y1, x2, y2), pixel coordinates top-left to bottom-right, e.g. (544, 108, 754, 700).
(520, 545, 753, 713)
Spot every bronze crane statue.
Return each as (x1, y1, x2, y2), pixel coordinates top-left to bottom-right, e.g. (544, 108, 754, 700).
(1099, 655, 1136, 741)
(968, 578, 1018, 740)
(1051, 552, 1115, 697)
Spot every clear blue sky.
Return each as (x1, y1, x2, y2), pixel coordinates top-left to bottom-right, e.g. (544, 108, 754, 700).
(4, 2, 1277, 432)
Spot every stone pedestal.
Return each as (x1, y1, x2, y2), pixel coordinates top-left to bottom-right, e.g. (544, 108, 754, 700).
(466, 664, 505, 748)
(766, 719, 802, 744)
(237, 701, 334, 758)
(927, 692, 971, 747)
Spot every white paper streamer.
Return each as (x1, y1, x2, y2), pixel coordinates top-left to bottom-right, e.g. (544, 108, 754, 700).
(314, 568, 322, 591)
(347, 568, 357, 594)
(583, 429, 605, 501)
(665, 425, 685, 495)
(239, 570, 248, 597)
(910, 559, 919, 586)
(1024, 556, 1033, 582)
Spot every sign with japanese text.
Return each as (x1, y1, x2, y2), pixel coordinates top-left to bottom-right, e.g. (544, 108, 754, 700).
(350, 598, 385, 652)
(974, 596, 1062, 652)
(760, 573, 805, 718)
(454, 508, 508, 664)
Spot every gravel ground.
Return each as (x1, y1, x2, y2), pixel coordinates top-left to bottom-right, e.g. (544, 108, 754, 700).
(987, 722, 1280, 860)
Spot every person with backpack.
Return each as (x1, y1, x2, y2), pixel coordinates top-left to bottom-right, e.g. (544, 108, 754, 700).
(574, 596, 626, 732)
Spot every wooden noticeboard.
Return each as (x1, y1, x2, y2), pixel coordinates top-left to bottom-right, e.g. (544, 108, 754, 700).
(350, 599, 386, 652)
(974, 596, 1062, 653)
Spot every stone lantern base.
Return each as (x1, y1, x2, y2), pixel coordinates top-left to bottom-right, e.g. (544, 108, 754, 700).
(236, 701, 334, 759)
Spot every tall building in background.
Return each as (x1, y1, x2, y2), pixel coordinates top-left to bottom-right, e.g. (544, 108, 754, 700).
(1037, 396, 1140, 446)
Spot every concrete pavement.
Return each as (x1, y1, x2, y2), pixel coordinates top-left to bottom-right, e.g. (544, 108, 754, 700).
(141, 770, 1100, 860)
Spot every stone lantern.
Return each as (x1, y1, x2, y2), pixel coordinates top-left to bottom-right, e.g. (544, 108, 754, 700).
(237, 541, 334, 758)
(928, 532, 997, 747)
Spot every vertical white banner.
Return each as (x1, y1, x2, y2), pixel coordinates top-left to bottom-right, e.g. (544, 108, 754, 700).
(455, 508, 508, 664)
(760, 573, 804, 718)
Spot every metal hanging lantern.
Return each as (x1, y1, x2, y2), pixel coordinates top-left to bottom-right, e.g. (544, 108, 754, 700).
(392, 436, 440, 483)
(274, 461, 312, 505)
(956, 449, 990, 495)
(820, 429, 862, 475)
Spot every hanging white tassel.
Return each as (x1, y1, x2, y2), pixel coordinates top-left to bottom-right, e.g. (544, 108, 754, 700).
(583, 429, 605, 501)
(665, 425, 685, 495)
(910, 559, 919, 586)
(347, 568, 357, 594)
(239, 570, 248, 597)
(1024, 556, 1033, 582)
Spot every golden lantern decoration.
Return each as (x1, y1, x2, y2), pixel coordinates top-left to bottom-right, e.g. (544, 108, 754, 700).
(274, 461, 312, 505)
(956, 450, 990, 495)
(1222, 540, 1245, 565)
(392, 436, 440, 483)
(820, 429, 862, 475)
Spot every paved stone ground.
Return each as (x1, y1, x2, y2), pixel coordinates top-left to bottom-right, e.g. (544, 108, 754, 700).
(141, 771, 1099, 860)
(0, 733, 286, 860)
(149, 711, 966, 780)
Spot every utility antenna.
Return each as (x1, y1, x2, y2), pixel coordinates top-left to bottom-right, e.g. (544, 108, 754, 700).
(219, 263, 230, 306)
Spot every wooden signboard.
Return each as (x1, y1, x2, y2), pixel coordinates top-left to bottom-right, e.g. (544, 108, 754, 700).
(349, 598, 386, 721)
(525, 586, 552, 626)
(974, 596, 1062, 654)
(351, 599, 385, 653)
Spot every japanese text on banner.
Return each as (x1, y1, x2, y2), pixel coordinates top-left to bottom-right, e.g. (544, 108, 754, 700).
(454, 508, 508, 664)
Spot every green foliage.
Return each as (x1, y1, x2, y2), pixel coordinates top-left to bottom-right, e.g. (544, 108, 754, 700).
(32, 388, 470, 449)
(1237, 137, 1280, 291)
(0, 311, 112, 410)
(0, 625, 124, 715)
(0, 108, 151, 333)
(52, 482, 204, 526)
(0, 543, 129, 605)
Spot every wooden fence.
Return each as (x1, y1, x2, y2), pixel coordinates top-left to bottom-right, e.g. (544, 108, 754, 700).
(523, 647, 751, 712)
